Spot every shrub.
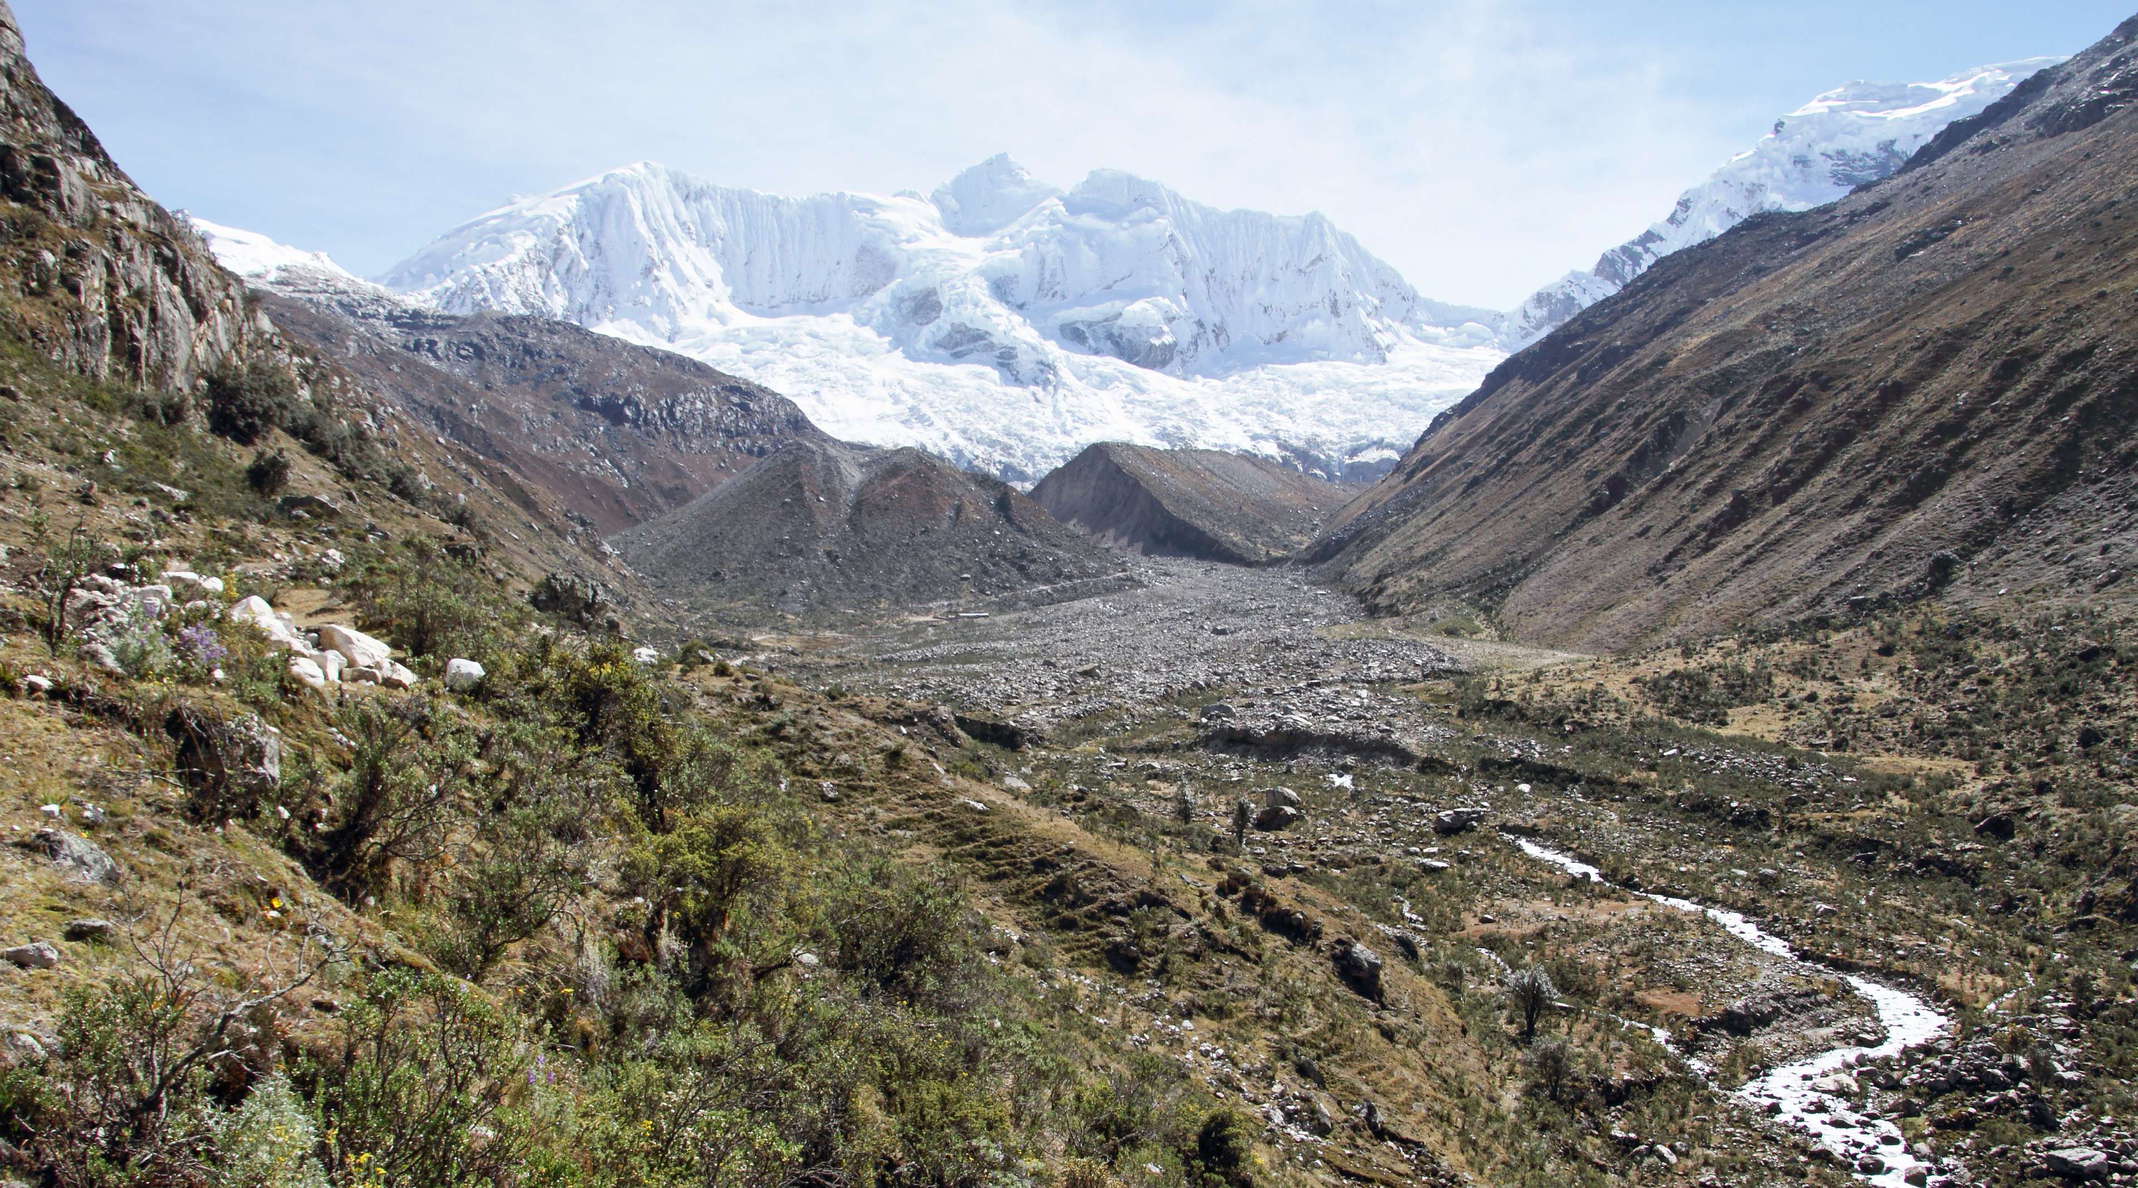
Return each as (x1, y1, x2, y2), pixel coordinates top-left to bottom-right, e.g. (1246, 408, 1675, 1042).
(211, 1076, 329, 1188)
(244, 449, 291, 497)
(24, 931, 325, 1188)
(1526, 1034, 1574, 1101)
(304, 697, 473, 899)
(582, 1018, 803, 1187)
(32, 978, 220, 1184)
(1191, 1107, 1255, 1186)
(28, 514, 115, 653)
(825, 860, 972, 1003)
(1504, 964, 1557, 1040)
(629, 803, 792, 986)
(342, 538, 522, 663)
(205, 361, 297, 446)
(311, 969, 534, 1188)
(427, 798, 587, 981)
(104, 600, 176, 679)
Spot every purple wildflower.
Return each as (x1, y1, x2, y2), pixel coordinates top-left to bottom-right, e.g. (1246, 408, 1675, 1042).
(177, 622, 228, 668)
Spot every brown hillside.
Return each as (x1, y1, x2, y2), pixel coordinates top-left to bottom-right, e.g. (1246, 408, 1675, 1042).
(1031, 441, 1351, 564)
(1311, 19, 2138, 650)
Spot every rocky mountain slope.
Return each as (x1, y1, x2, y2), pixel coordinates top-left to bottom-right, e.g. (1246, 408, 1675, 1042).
(191, 221, 829, 534)
(1312, 21, 2138, 650)
(1031, 441, 1349, 565)
(0, 2, 262, 392)
(1500, 57, 2060, 350)
(0, 3, 615, 592)
(613, 438, 1128, 612)
(378, 157, 1505, 481)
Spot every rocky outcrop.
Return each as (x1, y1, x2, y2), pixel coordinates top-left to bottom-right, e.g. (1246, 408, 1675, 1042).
(1313, 20, 2138, 650)
(1030, 442, 1351, 565)
(24, 827, 117, 885)
(611, 439, 1128, 613)
(0, 1, 262, 390)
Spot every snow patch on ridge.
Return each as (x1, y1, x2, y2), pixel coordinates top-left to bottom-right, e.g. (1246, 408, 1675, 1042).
(184, 215, 361, 285)
(1500, 57, 2063, 350)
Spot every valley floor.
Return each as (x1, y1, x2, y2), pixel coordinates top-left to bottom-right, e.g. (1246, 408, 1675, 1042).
(732, 559, 2138, 1188)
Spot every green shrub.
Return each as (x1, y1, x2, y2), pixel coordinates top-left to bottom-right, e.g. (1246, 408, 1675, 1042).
(825, 860, 973, 1003)
(211, 1076, 329, 1188)
(204, 361, 297, 446)
(427, 796, 588, 981)
(341, 538, 524, 663)
(311, 969, 534, 1188)
(1191, 1107, 1255, 1186)
(303, 697, 474, 899)
(30, 973, 229, 1185)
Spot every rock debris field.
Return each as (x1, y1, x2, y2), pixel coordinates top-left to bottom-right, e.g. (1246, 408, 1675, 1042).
(797, 558, 1459, 738)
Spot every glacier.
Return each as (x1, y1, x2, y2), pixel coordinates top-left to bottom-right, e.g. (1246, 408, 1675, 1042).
(220, 55, 2058, 485)
(1499, 57, 2063, 350)
(381, 158, 1506, 482)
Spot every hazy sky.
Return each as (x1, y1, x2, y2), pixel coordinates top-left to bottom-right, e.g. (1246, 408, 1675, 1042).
(16, 1, 2125, 308)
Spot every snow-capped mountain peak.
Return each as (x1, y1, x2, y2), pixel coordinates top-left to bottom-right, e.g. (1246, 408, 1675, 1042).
(1500, 56, 2062, 350)
(930, 153, 1061, 236)
(380, 160, 1507, 480)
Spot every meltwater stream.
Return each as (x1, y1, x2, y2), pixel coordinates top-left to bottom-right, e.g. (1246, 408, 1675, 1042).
(1508, 835, 1952, 1187)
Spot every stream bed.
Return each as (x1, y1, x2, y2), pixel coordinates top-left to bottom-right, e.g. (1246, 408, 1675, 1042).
(1509, 835, 1952, 1187)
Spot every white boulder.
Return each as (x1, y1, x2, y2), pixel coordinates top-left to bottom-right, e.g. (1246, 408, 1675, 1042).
(164, 570, 224, 598)
(317, 625, 392, 670)
(228, 597, 313, 655)
(631, 646, 661, 665)
(287, 656, 327, 690)
(444, 658, 486, 692)
(379, 661, 419, 690)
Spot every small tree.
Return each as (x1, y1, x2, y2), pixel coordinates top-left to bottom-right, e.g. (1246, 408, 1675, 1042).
(1504, 963, 1557, 1041)
(30, 514, 112, 655)
(204, 362, 296, 446)
(1526, 1034, 1574, 1101)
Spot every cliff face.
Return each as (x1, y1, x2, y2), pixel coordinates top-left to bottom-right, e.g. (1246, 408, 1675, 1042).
(1313, 19, 2138, 650)
(1031, 442, 1350, 565)
(0, 2, 261, 392)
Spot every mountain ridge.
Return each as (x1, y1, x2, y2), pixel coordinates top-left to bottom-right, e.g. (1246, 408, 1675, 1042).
(1499, 56, 2062, 350)
(1031, 441, 1350, 565)
(375, 157, 1507, 482)
(1311, 26, 2138, 651)
(189, 217, 831, 534)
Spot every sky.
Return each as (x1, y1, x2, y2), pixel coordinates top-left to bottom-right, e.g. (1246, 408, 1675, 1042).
(14, 0, 2126, 309)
